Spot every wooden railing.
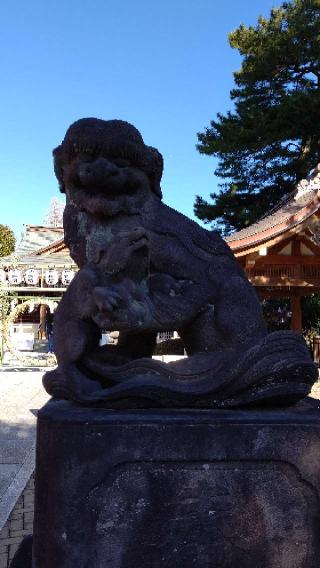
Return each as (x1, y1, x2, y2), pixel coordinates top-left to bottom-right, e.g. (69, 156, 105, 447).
(247, 264, 320, 286)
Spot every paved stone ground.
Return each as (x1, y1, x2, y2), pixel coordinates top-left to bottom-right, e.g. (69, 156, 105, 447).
(0, 369, 49, 567)
(0, 369, 49, 529)
(0, 475, 34, 567)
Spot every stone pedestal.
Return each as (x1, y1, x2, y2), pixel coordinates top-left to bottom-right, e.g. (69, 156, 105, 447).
(32, 399, 320, 568)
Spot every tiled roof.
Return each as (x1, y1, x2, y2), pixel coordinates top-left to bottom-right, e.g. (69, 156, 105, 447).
(0, 225, 75, 267)
(15, 225, 64, 255)
(0, 254, 75, 267)
(227, 165, 320, 251)
(31, 238, 66, 256)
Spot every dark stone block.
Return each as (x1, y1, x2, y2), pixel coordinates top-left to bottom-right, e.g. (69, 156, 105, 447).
(33, 399, 320, 568)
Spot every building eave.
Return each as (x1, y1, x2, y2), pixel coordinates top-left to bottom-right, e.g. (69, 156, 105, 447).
(228, 191, 320, 256)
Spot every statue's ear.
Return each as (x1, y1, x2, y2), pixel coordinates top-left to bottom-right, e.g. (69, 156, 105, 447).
(147, 146, 163, 199)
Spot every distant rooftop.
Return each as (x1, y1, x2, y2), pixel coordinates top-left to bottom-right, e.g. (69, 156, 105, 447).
(0, 225, 74, 267)
(227, 165, 320, 252)
(15, 225, 64, 256)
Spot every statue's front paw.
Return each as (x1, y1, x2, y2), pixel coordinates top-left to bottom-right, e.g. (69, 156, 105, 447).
(117, 226, 149, 249)
(93, 286, 122, 313)
(100, 227, 149, 274)
(150, 274, 183, 296)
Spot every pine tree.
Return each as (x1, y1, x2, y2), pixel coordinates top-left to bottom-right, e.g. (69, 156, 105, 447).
(195, 0, 320, 234)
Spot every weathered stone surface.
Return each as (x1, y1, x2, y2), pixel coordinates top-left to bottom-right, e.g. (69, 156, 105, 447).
(43, 118, 317, 409)
(32, 399, 320, 567)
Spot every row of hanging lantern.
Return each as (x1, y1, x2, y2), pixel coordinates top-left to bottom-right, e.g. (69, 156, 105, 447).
(0, 268, 75, 287)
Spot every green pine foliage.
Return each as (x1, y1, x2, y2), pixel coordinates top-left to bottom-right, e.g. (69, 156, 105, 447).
(195, 0, 320, 234)
(0, 224, 15, 257)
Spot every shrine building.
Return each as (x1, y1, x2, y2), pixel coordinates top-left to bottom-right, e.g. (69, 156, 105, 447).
(0, 225, 76, 353)
(227, 164, 320, 332)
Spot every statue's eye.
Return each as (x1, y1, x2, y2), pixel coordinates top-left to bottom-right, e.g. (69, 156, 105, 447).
(112, 158, 131, 168)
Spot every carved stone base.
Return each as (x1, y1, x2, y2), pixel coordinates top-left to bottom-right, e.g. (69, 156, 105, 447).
(32, 399, 320, 568)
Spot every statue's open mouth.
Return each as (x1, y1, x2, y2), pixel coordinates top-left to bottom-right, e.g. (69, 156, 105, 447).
(69, 186, 135, 207)
(76, 179, 141, 198)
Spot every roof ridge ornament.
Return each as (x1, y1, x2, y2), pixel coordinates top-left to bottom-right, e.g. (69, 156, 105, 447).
(295, 163, 320, 200)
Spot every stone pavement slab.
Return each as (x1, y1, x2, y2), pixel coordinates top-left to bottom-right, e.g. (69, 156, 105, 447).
(0, 369, 49, 530)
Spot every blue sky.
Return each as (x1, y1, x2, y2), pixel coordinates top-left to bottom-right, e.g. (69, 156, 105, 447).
(0, 0, 280, 241)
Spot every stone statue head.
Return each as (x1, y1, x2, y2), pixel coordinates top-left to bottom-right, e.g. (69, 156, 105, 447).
(53, 118, 163, 216)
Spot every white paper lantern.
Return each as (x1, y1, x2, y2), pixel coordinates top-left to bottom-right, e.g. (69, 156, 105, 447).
(28, 302, 35, 313)
(25, 268, 39, 286)
(61, 269, 75, 286)
(0, 269, 6, 284)
(45, 269, 59, 286)
(48, 301, 58, 314)
(8, 269, 22, 285)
